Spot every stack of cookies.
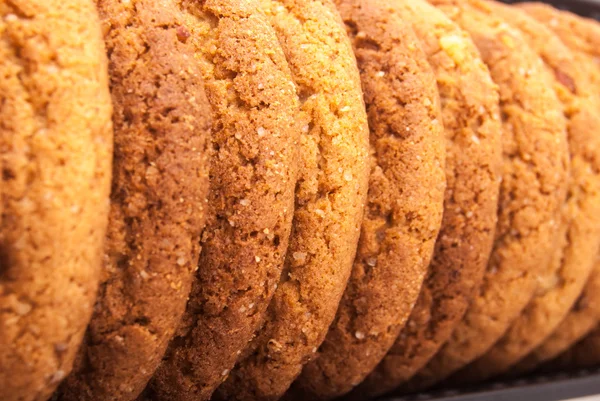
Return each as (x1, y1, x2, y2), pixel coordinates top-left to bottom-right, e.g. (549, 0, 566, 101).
(1, 0, 600, 400)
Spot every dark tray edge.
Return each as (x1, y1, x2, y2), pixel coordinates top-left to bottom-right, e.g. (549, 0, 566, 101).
(381, 369, 600, 401)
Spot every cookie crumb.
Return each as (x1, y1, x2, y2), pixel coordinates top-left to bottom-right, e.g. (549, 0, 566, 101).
(50, 370, 65, 384)
(439, 34, 467, 63)
(293, 252, 307, 263)
(54, 343, 68, 353)
(176, 26, 191, 43)
(14, 301, 32, 316)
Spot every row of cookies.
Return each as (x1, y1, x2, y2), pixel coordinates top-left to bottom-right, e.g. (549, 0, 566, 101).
(2, 0, 600, 400)
(312, 2, 600, 400)
(1, 1, 373, 401)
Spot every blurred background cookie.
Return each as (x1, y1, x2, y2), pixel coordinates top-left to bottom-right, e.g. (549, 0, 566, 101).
(513, 2, 600, 373)
(452, 0, 600, 384)
(406, 0, 569, 391)
(543, 322, 600, 371)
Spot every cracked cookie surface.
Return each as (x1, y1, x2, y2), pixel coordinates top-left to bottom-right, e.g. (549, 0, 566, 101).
(0, 1, 113, 400)
(145, 1, 301, 400)
(404, 0, 569, 391)
(213, 0, 371, 399)
(56, 1, 212, 400)
(513, 3, 600, 372)
(287, 0, 447, 398)
(453, 1, 600, 383)
(350, 0, 503, 398)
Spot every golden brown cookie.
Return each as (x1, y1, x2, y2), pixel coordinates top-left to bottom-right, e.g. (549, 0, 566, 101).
(514, 2, 600, 372)
(348, 0, 503, 398)
(0, 1, 113, 400)
(213, 0, 371, 399)
(404, 0, 569, 391)
(452, 1, 600, 384)
(144, 1, 302, 401)
(542, 322, 600, 371)
(515, 259, 600, 374)
(56, 1, 212, 400)
(286, 0, 447, 398)
(517, 263, 600, 371)
(521, 2, 600, 80)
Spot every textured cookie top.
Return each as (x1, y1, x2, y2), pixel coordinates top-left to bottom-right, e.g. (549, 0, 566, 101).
(515, 262, 600, 374)
(520, 2, 600, 74)
(407, 0, 569, 390)
(453, 1, 600, 383)
(513, 3, 600, 373)
(56, 1, 213, 400)
(213, 0, 371, 400)
(542, 318, 600, 371)
(350, 0, 503, 398)
(288, 0, 447, 398)
(0, 1, 113, 400)
(145, 1, 301, 400)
